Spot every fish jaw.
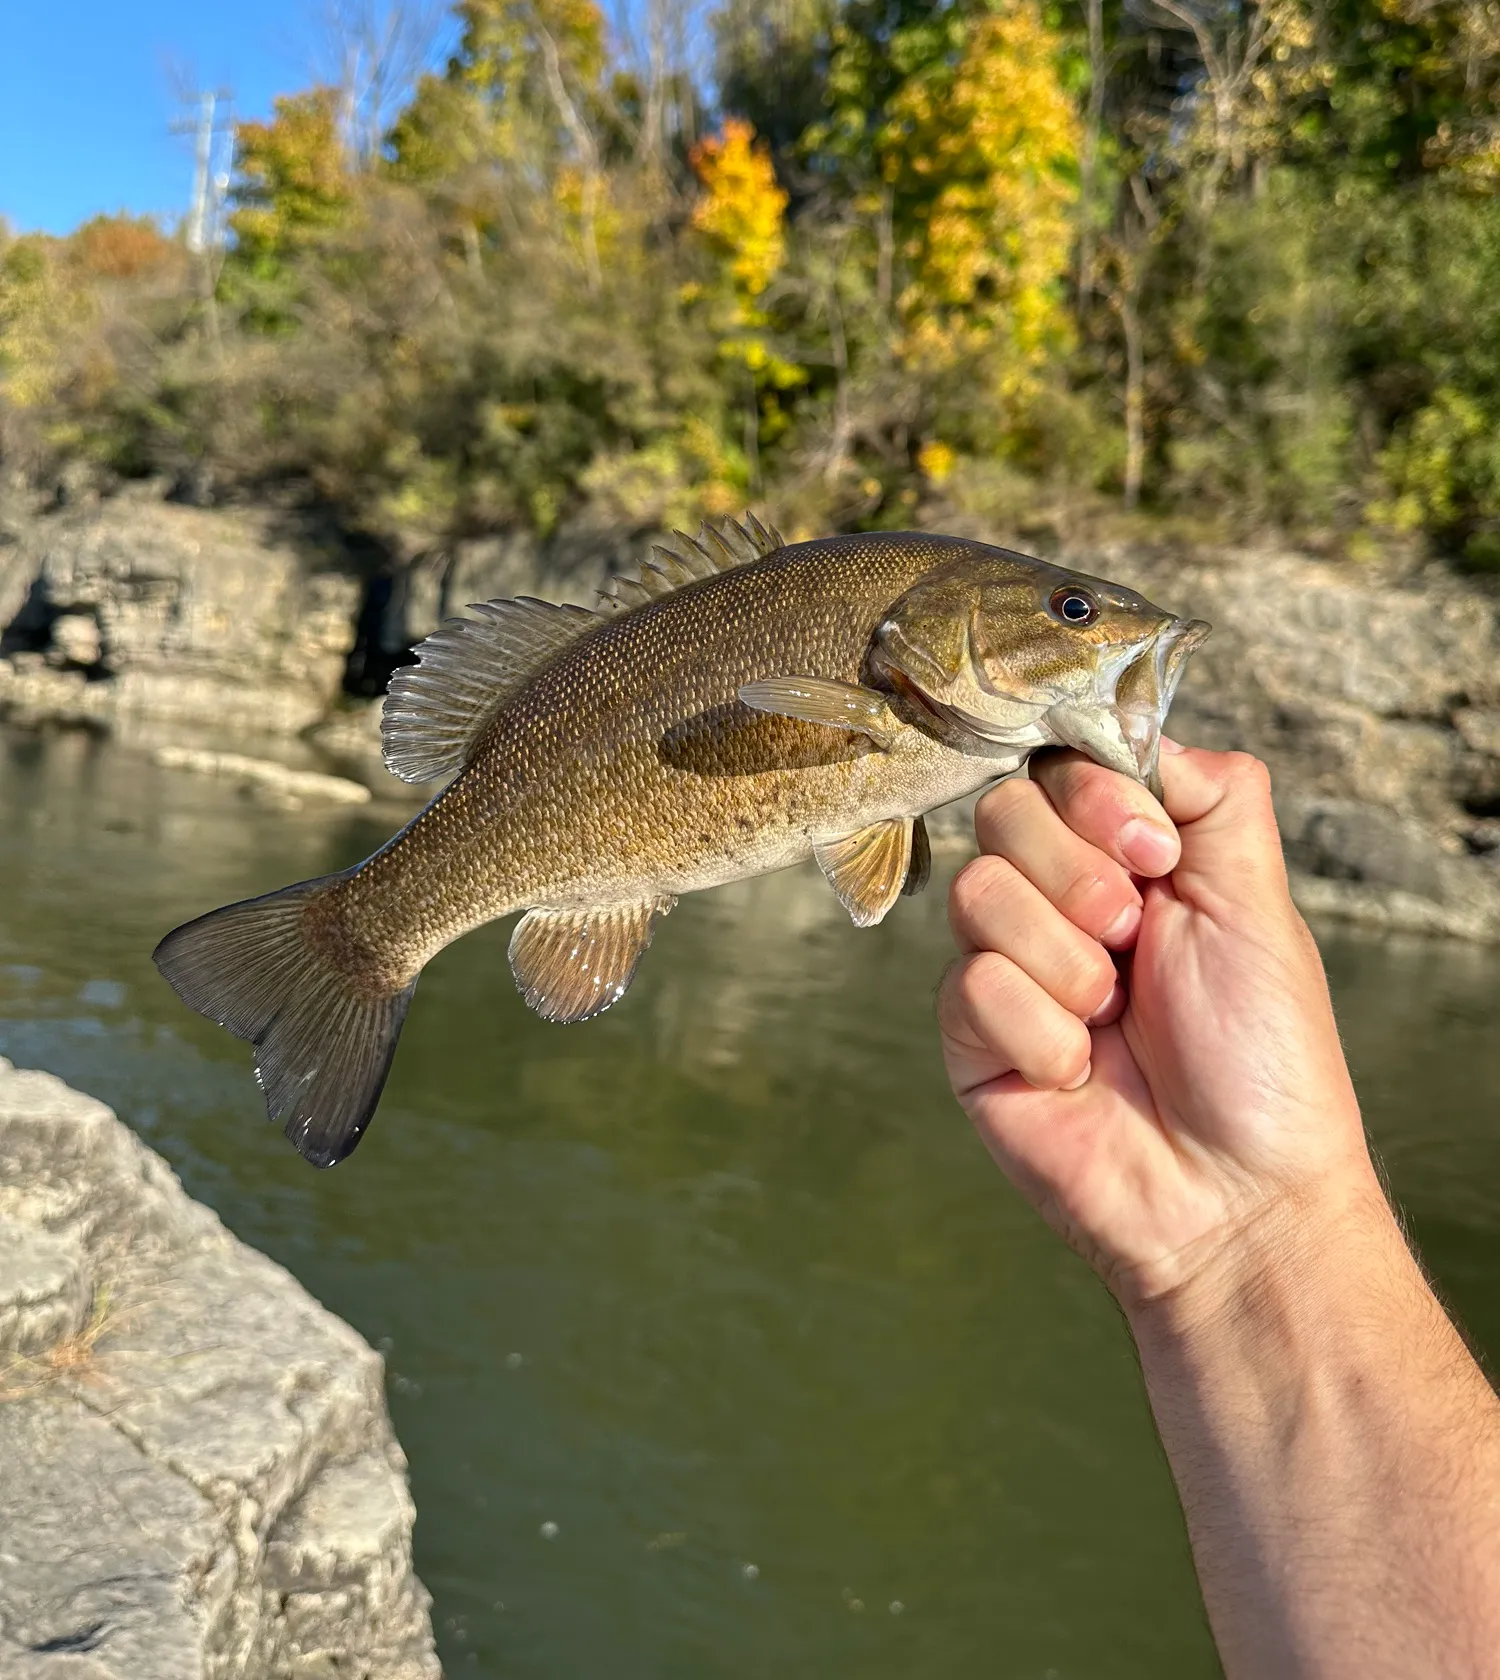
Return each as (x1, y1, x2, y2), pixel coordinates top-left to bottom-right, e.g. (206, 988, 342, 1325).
(1048, 617, 1211, 800)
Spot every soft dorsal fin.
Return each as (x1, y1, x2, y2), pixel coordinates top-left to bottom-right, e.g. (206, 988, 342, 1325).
(381, 597, 600, 784)
(596, 513, 785, 614)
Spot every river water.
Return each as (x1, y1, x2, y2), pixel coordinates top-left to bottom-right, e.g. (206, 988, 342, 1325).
(1, 723, 1497, 1679)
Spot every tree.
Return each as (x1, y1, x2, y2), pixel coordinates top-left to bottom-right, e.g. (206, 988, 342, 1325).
(229, 88, 354, 278)
(884, 1, 1081, 380)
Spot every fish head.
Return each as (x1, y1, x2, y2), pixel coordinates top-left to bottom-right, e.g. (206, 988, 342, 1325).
(870, 549, 1210, 796)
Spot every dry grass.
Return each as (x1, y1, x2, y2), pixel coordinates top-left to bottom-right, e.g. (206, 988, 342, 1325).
(0, 1285, 122, 1402)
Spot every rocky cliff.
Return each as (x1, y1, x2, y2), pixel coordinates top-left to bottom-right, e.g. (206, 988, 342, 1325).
(1, 492, 1497, 937)
(1100, 543, 1500, 940)
(0, 1059, 440, 1680)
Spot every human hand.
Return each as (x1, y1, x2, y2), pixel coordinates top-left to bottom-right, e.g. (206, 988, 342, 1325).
(938, 743, 1382, 1310)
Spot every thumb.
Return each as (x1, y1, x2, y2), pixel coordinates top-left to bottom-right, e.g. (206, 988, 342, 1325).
(1157, 744, 1291, 912)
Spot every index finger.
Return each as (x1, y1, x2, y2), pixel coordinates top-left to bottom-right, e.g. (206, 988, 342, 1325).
(1027, 750, 1182, 878)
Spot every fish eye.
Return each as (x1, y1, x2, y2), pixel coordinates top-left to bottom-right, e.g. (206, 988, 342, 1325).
(1049, 587, 1099, 627)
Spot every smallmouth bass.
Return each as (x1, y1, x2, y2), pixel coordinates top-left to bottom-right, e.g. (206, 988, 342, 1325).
(155, 517, 1208, 1165)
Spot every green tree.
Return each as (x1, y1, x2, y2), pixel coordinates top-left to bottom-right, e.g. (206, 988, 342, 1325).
(229, 88, 353, 278)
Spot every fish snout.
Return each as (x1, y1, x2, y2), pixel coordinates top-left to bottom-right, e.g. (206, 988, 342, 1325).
(1160, 617, 1212, 689)
(1045, 615, 1211, 801)
(1123, 616, 1211, 800)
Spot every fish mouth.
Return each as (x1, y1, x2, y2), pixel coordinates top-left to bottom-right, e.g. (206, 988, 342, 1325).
(1046, 617, 1211, 801)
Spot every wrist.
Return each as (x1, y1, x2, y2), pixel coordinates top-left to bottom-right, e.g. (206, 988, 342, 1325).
(1123, 1168, 1406, 1359)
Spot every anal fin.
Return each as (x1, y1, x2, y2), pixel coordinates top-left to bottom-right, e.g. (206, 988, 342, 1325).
(814, 819, 914, 928)
(509, 898, 675, 1023)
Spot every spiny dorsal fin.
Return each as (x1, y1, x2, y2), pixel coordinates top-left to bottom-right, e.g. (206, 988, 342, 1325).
(814, 818, 915, 928)
(508, 898, 675, 1022)
(596, 513, 785, 615)
(381, 597, 599, 784)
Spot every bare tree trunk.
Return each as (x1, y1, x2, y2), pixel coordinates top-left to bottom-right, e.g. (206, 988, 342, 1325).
(1077, 0, 1105, 303)
(642, 0, 667, 176)
(318, 0, 445, 163)
(461, 220, 482, 278)
(824, 281, 852, 487)
(744, 377, 762, 497)
(876, 183, 894, 320)
(1121, 288, 1144, 510)
(538, 27, 603, 295)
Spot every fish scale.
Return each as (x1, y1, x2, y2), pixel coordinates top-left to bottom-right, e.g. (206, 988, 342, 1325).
(153, 518, 1208, 1166)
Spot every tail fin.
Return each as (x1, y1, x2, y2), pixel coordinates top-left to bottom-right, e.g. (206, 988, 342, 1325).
(153, 876, 417, 1168)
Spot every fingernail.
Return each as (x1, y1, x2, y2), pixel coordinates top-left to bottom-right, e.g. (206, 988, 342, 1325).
(1062, 1062, 1091, 1091)
(1087, 980, 1123, 1025)
(1120, 817, 1178, 875)
(1102, 901, 1141, 947)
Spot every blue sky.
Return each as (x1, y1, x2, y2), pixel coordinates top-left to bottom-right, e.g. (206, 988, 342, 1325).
(0, 1, 451, 236)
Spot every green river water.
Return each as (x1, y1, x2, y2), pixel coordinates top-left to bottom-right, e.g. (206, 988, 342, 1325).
(1, 723, 1498, 1679)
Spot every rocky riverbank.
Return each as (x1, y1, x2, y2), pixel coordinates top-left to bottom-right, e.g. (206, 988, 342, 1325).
(1079, 539, 1500, 941)
(0, 1058, 439, 1679)
(1, 489, 1497, 938)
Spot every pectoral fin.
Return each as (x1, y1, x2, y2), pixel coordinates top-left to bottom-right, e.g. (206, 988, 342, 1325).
(814, 818, 914, 928)
(738, 677, 901, 750)
(509, 898, 675, 1023)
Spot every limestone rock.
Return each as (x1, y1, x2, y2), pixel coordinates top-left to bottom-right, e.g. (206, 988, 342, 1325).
(0, 498, 360, 737)
(150, 746, 373, 808)
(0, 1224, 89, 1357)
(0, 1060, 439, 1680)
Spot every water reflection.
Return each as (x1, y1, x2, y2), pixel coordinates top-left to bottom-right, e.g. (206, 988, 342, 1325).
(0, 722, 1495, 1680)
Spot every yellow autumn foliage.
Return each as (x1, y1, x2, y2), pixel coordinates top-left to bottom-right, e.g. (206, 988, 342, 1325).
(690, 119, 788, 302)
(0, 238, 99, 413)
(916, 439, 957, 483)
(887, 0, 1079, 379)
(230, 88, 352, 273)
(688, 118, 805, 402)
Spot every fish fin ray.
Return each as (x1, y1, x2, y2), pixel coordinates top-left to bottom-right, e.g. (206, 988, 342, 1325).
(738, 676, 900, 749)
(745, 511, 783, 553)
(509, 898, 675, 1023)
(381, 596, 599, 783)
(814, 819, 914, 928)
(660, 536, 717, 581)
(902, 815, 932, 896)
(643, 553, 692, 593)
(597, 577, 653, 614)
(597, 514, 785, 614)
(153, 877, 417, 1166)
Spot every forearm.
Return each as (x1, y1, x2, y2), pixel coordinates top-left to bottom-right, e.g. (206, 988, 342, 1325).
(1129, 1177, 1500, 1680)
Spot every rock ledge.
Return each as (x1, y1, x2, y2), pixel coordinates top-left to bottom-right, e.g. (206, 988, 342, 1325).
(0, 1059, 440, 1679)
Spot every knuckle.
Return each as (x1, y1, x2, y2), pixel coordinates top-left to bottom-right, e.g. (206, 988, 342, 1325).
(1058, 861, 1125, 928)
(1065, 942, 1118, 1014)
(974, 776, 1041, 845)
(934, 958, 966, 1028)
(1022, 1016, 1091, 1089)
(955, 949, 1010, 1018)
(949, 853, 1016, 930)
(1038, 752, 1111, 809)
(1226, 751, 1273, 796)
